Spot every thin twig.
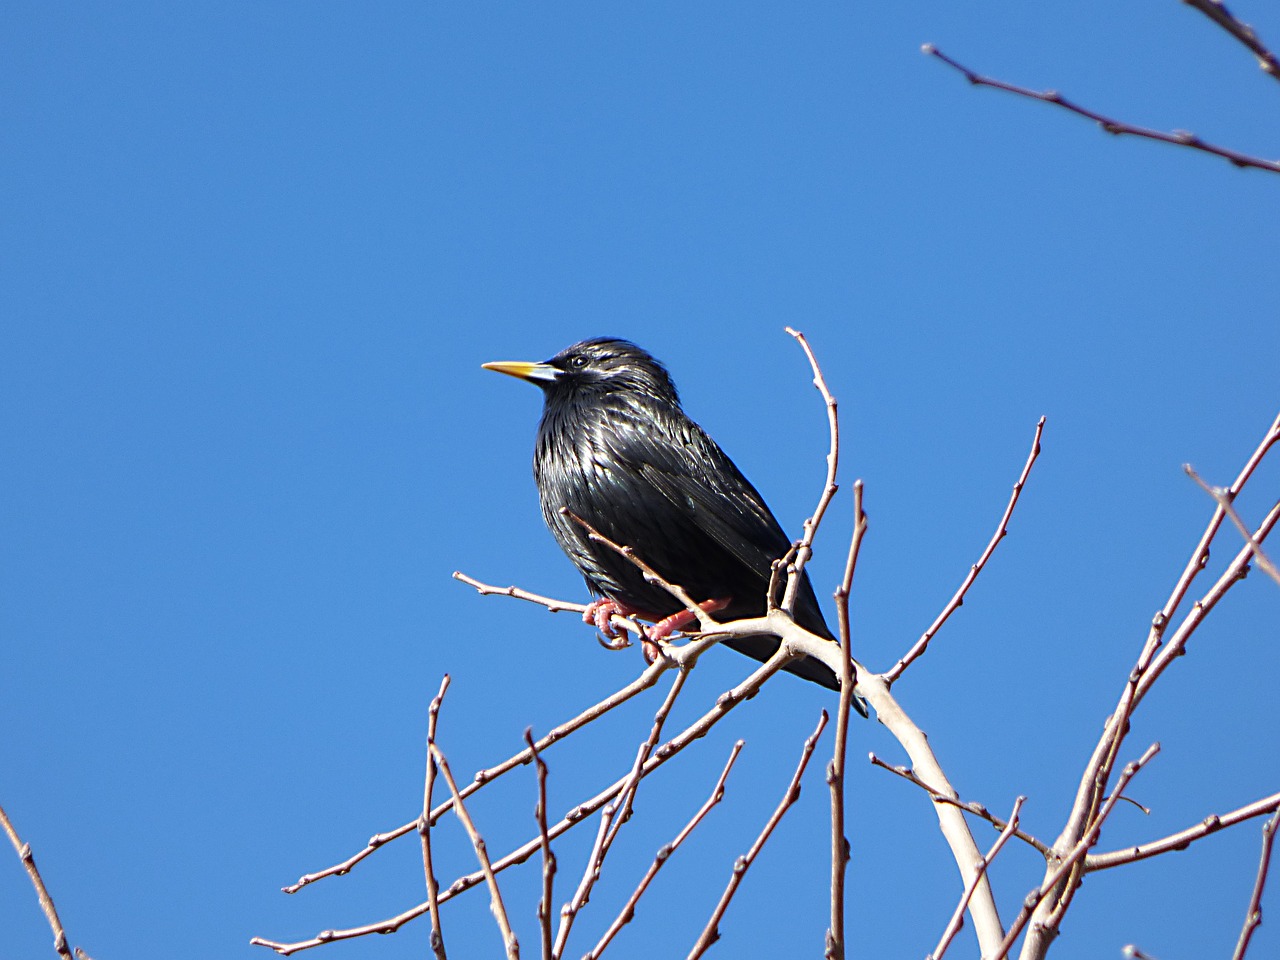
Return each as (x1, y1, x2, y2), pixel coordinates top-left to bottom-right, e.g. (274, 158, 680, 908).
(1186, 464, 1280, 587)
(429, 742, 520, 960)
(1136, 498, 1280, 704)
(1233, 809, 1280, 960)
(886, 417, 1045, 684)
(1182, 0, 1280, 80)
(923, 44, 1280, 174)
(419, 675, 451, 960)
(552, 670, 690, 959)
(853, 674, 1006, 954)
(782, 327, 841, 611)
(523, 730, 556, 960)
(586, 741, 745, 960)
(869, 754, 1052, 857)
(687, 712, 829, 960)
(452, 572, 645, 639)
(0, 802, 77, 960)
(930, 797, 1027, 960)
(281, 623, 727, 894)
(827, 480, 867, 960)
(252, 645, 797, 955)
(1028, 412, 1280, 960)
(994, 744, 1160, 960)
(1088, 791, 1280, 870)
(562, 509, 722, 636)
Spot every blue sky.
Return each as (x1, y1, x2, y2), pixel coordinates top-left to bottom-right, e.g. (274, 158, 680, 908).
(3, 3, 1278, 958)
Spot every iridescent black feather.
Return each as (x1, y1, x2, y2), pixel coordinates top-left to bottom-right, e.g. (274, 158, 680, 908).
(495, 337, 860, 703)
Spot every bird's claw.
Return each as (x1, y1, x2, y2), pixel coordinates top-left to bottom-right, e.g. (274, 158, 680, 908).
(583, 598, 623, 637)
(597, 632, 632, 651)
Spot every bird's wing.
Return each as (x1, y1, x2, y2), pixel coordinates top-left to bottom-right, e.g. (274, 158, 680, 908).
(604, 413, 795, 577)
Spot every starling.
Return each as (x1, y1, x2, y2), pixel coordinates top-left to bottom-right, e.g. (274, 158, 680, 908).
(484, 337, 861, 705)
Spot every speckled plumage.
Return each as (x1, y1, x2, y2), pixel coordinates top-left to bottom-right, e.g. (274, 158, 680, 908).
(491, 337, 851, 694)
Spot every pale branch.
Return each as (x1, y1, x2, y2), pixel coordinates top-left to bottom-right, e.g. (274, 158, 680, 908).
(1232, 808, 1280, 960)
(922, 44, 1280, 174)
(1185, 464, 1280, 587)
(562, 508, 720, 635)
(266, 565, 1006, 956)
(1050, 413, 1280, 877)
(999, 744, 1161, 960)
(0, 802, 78, 960)
(1152, 411, 1280, 642)
(766, 543, 801, 616)
(451, 572, 645, 640)
(827, 480, 867, 960)
(869, 754, 1052, 857)
(420, 675, 451, 960)
(280, 626, 727, 893)
(586, 741, 745, 960)
(429, 742, 520, 960)
(1026, 413, 1280, 960)
(687, 711, 829, 960)
(833, 479, 868, 654)
(1135, 497, 1280, 705)
(1182, 0, 1280, 81)
(856, 675, 1006, 954)
(1088, 791, 1280, 870)
(522, 730, 555, 960)
(930, 797, 1027, 960)
(886, 417, 1045, 684)
(551, 670, 689, 959)
(251, 645, 797, 955)
(781, 326, 841, 612)
(602, 671, 689, 854)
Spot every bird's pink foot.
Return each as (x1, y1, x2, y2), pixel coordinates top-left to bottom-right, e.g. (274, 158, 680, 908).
(583, 598, 641, 638)
(644, 597, 732, 643)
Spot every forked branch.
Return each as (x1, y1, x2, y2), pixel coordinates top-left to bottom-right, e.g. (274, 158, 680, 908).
(923, 44, 1280, 174)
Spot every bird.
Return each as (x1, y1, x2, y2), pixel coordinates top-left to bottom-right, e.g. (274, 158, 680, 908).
(483, 336, 863, 709)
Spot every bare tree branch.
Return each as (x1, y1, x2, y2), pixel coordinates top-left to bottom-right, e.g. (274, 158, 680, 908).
(782, 327, 841, 611)
(870, 755, 1052, 857)
(1, 802, 78, 960)
(922, 44, 1280, 174)
(452, 572, 646, 640)
(1185, 464, 1280, 587)
(999, 744, 1160, 960)
(419, 675, 451, 960)
(1181, 0, 1280, 81)
(1233, 808, 1280, 960)
(1088, 791, 1280, 870)
(930, 796, 1027, 960)
(562, 508, 722, 636)
(826, 480, 867, 960)
(1022, 411, 1280, 960)
(430, 742, 520, 960)
(687, 711, 828, 960)
(552, 670, 689, 959)
(853, 675, 1007, 953)
(252, 645, 798, 955)
(586, 741, 745, 960)
(522, 730, 556, 960)
(1136, 498, 1280, 704)
(886, 417, 1045, 684)
(281, 624, 728, 894)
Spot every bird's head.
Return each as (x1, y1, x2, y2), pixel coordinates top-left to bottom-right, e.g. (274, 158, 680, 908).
(483, 338, 680, 407)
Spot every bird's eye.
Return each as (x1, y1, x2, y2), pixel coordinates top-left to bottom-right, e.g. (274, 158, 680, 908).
(569, 355, 589, 369)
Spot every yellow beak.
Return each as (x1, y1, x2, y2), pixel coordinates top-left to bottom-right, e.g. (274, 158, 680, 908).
(482, 360, 560, 383)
